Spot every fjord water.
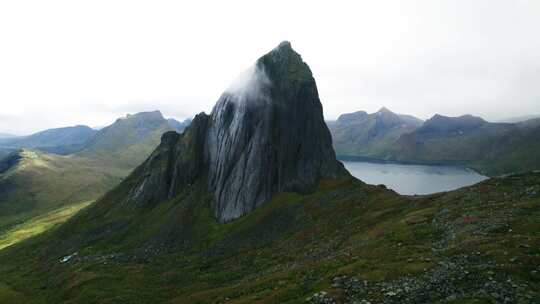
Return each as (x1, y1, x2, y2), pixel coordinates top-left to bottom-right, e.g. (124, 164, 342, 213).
(343, 161, 488, 195)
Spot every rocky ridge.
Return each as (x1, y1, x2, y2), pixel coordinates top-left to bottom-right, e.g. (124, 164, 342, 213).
(126, 41, 348, 222)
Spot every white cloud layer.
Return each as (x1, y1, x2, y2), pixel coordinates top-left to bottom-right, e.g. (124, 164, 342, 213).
(0, 0, 539, 134)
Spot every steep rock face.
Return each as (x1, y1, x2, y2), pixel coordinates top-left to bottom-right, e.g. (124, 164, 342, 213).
(127, 41, 348, 222)
(206, 41, 346, 221)
(127, 113, 210, 206)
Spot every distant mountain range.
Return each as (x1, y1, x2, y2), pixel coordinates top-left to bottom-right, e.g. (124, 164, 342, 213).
(330, 108, 540, 175)
(167, 118, 192, 132)
(0, 110, 189, 233)
(0, 125, 97, 155)
(78, 111, 176, 169)
(328, 107, 423, 157)
(388, 115, 540, 175)
(0, 113, 191, 158)
(496, 114, 540, 123)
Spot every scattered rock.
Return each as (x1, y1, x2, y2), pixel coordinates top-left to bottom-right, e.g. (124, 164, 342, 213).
(306, 291, 335, 304)
(59, 252, 77, 263)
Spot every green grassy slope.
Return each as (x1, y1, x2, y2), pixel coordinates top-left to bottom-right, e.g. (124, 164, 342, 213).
(78, 111, 173, 169)
(0, 172, 537, 303)
(0, 150, 124, 233)
(0, 200, 92, 250)
(0, 111, 175, 237)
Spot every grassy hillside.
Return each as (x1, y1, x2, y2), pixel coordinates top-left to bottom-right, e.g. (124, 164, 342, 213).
(0, 111, 175, 236)
(0, 150, 123, 233)
(78, 111, 173, 169)
(0, 200, 92, 250)
(0, 171, 537, 303)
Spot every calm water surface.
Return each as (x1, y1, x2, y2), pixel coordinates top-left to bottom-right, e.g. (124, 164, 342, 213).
(342, 161, 488, 195)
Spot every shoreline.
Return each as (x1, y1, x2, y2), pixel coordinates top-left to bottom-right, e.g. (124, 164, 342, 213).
(336, 155, 487, 176)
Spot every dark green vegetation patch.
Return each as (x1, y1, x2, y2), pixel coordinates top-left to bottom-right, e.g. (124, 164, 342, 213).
(0, 172, 538, 303)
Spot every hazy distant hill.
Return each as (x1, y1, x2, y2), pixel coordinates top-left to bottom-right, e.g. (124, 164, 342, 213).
(387, 115, 540, 175)
(0, 125, 97, 155)
(328, 107, 423, 157)
(78, 111, 174, 168)
(0, 112, 185, 159)
(329, 109, 540, 176)
(496, 114, 540, 123)
(167, 118, 192, 132)
(0, 111, 175, 233)
(0, 133, 17, 140)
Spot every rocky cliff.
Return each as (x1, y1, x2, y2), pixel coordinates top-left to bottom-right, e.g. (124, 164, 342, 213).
(127, 41, 348, 222)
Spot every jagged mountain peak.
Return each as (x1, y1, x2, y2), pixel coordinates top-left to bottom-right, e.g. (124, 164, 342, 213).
(257, 41, 313, 85)
(126, 41, 349, 222)
(263, 41, 297, 66)
(224, 41, 312, 105)
(275, 40, 292, 51)
(206, 42, 346, 221)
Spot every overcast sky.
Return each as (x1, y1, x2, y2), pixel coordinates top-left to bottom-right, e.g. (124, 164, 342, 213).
(1, 0, 539, 134)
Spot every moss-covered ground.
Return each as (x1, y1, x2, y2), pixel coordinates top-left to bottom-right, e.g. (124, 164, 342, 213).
(0, 173, 538, 303)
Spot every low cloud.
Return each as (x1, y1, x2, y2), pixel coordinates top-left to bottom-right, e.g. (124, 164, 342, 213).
(225, 64, 271, 104)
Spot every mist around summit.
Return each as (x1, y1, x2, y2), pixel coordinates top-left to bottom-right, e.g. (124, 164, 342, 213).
(226, 64, 271, 104)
